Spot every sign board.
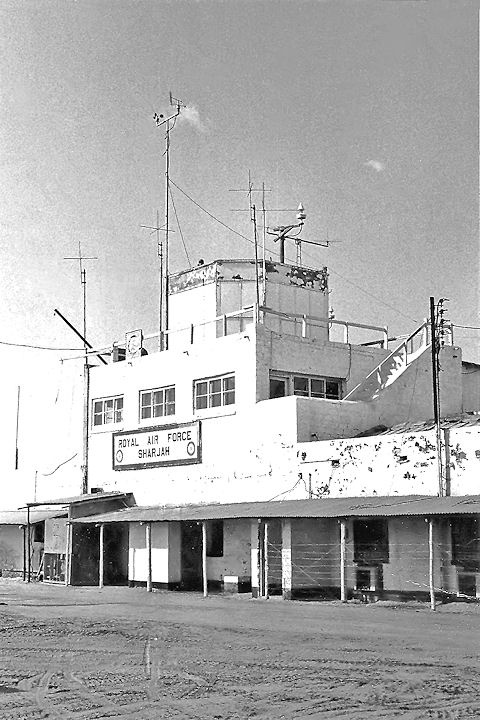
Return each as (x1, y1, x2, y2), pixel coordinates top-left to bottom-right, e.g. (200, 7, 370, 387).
(125, 329, 143, 360)
(113, 421, 201, 471)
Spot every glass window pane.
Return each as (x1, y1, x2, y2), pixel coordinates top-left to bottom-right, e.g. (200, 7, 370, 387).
(326, 381, 340, 399)
(153, 390, 163, 405)
(293, 377, 309, 396)
(141, 406, 151, 419)
(196, 395, 208, 410)
(210, 379, 221, 394)
(224, 390, 235, 406)
(165, 387, 175, 403)
(141, 393, 150, 407)
(310, 379, 325, 398)
(210, 391, 222, 407)
(196, 382, 207, 397)
(223, 376, 235, 392)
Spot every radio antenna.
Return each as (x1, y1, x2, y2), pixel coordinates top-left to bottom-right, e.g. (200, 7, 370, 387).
(153, 92, 186, 350)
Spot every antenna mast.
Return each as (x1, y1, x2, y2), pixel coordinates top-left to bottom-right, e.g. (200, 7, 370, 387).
(153, 92, 185, 350)
(64, 242, 97, 495)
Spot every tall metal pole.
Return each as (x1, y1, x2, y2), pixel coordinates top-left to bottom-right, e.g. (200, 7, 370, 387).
(261, 183, 267, 310)
(15, 385, 20, 470)
(430, 297, 443, 496)
(157, 210, 164, 352)
(164, 119, 170, 351)
(251, 204, 261, 323)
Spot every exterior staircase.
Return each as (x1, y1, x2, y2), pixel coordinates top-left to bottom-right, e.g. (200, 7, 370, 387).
(343, 321, 431, 402)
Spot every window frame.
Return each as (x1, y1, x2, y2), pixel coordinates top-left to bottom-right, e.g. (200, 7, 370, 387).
(139, 385, 176, 422)
(194, 373, 235, 412)
(269, 372, 342, 400)
(92, 395, 124, 428)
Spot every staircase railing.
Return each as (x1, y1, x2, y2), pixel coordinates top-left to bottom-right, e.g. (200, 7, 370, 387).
(343, 320, 431, 401)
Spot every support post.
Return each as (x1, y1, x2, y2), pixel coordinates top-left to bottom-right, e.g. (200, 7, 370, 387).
(340, 519, 347, 602)
(428, 518, 436, 611)
(65, 521, 72, 585)
(27, 506, 31, 583)
(281, 519, 292, 600)
(146, 522, 152, 592)
(263, 521, 269, 599)
(250, 519, 261, 598)
(430, 297, 443, 497)
(99, 523, 104, 588)
(22, 525, 26, 582)
(202, 521, 208, 598)
(343, 323, 349, 344)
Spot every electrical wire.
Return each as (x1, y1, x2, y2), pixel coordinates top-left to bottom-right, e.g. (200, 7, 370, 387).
(169, 185, 192, 268)
(171, 177, 421, 326)
(169, 178, 253, 245)
(0, 340, 83, 351)
(40, 453, 78, 477)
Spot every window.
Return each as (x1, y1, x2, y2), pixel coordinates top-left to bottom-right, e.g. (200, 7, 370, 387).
(206, 520, 224, 557)
(451, 518, 479, 572)
(140, 386, 175, 420)
(195, 374, 235, 411)
(353, 519, 389, 565)
(269, 372, 342, 400)
(293, 376, 341, 399)
(93, 396, 123, 426)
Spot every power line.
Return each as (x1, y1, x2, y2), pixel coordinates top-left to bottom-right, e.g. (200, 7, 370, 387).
(171, 178, 420, 326)
(169, 179, 253, 244)
(0, 340, 83, 351)
(169, 185, 192, 268)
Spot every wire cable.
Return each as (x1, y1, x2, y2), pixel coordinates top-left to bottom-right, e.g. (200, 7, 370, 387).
(0, 340, 83, 351)
(172, 178, 420, 326)
(169, 179, 253, 244)
(169, 185, 192, 268)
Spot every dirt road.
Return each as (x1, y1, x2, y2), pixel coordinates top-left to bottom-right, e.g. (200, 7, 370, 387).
(1, 580, 479, 719)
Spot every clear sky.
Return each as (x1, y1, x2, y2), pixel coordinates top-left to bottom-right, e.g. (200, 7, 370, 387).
(0, 0, 479, 494)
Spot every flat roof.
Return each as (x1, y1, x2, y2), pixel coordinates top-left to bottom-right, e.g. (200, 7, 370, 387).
(72, 495, 480, 524)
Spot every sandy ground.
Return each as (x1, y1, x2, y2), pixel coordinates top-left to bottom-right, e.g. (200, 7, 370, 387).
(1, 580, 480, 719)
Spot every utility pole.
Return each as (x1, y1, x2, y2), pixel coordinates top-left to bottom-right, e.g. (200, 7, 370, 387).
(63, 244, 98, 495)
(153, 93, 185, 351)
(430, 296, 446, 497)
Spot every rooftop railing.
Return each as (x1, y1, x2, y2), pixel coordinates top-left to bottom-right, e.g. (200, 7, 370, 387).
(85, 304, 392, 362)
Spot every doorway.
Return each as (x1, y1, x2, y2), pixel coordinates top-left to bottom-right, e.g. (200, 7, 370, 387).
(180, 521, 203, 590)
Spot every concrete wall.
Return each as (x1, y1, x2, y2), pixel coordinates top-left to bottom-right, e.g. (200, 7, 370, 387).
(255, 325, 388, 403)
(296, 425, 480, 500)
(128, 521, 181, 585)
(374, 346, 463, 428)
(206, 518, 251, 583)
(462, 363, 480, 412)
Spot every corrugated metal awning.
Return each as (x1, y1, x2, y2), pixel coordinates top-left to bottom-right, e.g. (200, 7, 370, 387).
(0, 509, 67, 525)
(72, 495, 480, 525)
